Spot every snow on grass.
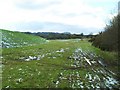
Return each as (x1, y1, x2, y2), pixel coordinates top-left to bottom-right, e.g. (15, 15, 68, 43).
(98, 60, 106, 67)
(5, 86, 10, 88)
(105, 76, 118, 88)
(19, 48, 68, 61)
(15, 78, 23, 84)
(91, 61, 96, 64)
(1, 29, 47, 48)
(65, 48, 119, 89)
(56, 48, 65, 53)
(84, 57, 91, 66)
(0, 56, 3, 59)
(19, 54, 45, 61)
(2, 39, 119, 89)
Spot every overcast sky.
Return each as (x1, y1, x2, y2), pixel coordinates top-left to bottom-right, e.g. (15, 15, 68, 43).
(0, 0, 118, 34)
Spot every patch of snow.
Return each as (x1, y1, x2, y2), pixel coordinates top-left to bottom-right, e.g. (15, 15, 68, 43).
(109, 70, 116, 75)
(72, 83, 75, 88)
(105, 76, 118, 87)
(95, 84, 100, 88)
(22, 71, 25, 74)
(84, 57, 91, 65)
(73, 56, 79, 60)
(75, 48, 82, 53)
(5, 86, 10, 88)
(94, 75, 100, 81)
(71, 64, 77, 67)
(80, 85, 84, 88)
(25, 58, 30, 61)
(86, 85, 90, 89)
(38, 71, 41, 75)
(91, 61, 96, 64)
(41, 54, 45, 58)
(91, 84, 95, 88)
(85, 74, 88, 78)
(88, 73, 92, 80)
(56, 81, 59, 85)
(18, 68, 22, 71)
(98, 60, 105, 66)
(10, 68, 13, 70)
(61, 77, 67, 80)
(0, 56, 3, 59)
(37, 55, 44, 60)
(16, 78, 23, 83)
(29, 56, 37, 60)
(23, 42, 27, 44)
(20, 54, 46, 61)
(76, 72, 80, 77)
(52, 57, 56, 59)
(56, 48, 65, 53)
(60, 72, 63, 76)
(31, 74, 33, 76)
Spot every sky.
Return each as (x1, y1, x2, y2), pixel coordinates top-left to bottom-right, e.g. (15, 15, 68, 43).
(0, 0, 118, 34)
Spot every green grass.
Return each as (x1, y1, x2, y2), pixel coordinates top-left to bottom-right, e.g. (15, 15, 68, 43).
(2, 39, 119, 89)
(1, 29, 47, 48)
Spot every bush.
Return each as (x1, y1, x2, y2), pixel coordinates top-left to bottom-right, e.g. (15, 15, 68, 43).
(91, 15, 118, 51)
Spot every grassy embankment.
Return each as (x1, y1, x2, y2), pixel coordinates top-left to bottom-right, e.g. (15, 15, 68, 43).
(1, 29, 46, 48)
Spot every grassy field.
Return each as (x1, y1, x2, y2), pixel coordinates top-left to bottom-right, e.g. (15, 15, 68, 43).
(1, 29, 47, 48)
(1, 39, 119, 89)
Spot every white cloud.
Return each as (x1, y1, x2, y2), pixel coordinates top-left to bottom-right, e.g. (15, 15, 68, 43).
(0, 0, 118, 33)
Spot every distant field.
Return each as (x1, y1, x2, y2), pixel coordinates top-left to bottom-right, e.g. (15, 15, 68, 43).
(1, 39, 119, 89)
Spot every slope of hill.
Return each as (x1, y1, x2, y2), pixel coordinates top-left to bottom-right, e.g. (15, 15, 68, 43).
(1, 29, 47, 48)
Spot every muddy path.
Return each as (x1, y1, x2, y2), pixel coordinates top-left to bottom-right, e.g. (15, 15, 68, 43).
(49, 48, 119, 89)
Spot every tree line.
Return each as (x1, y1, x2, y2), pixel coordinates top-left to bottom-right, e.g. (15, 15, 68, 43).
(23, 32, 96, 40)
(89, 14, 119, 52)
